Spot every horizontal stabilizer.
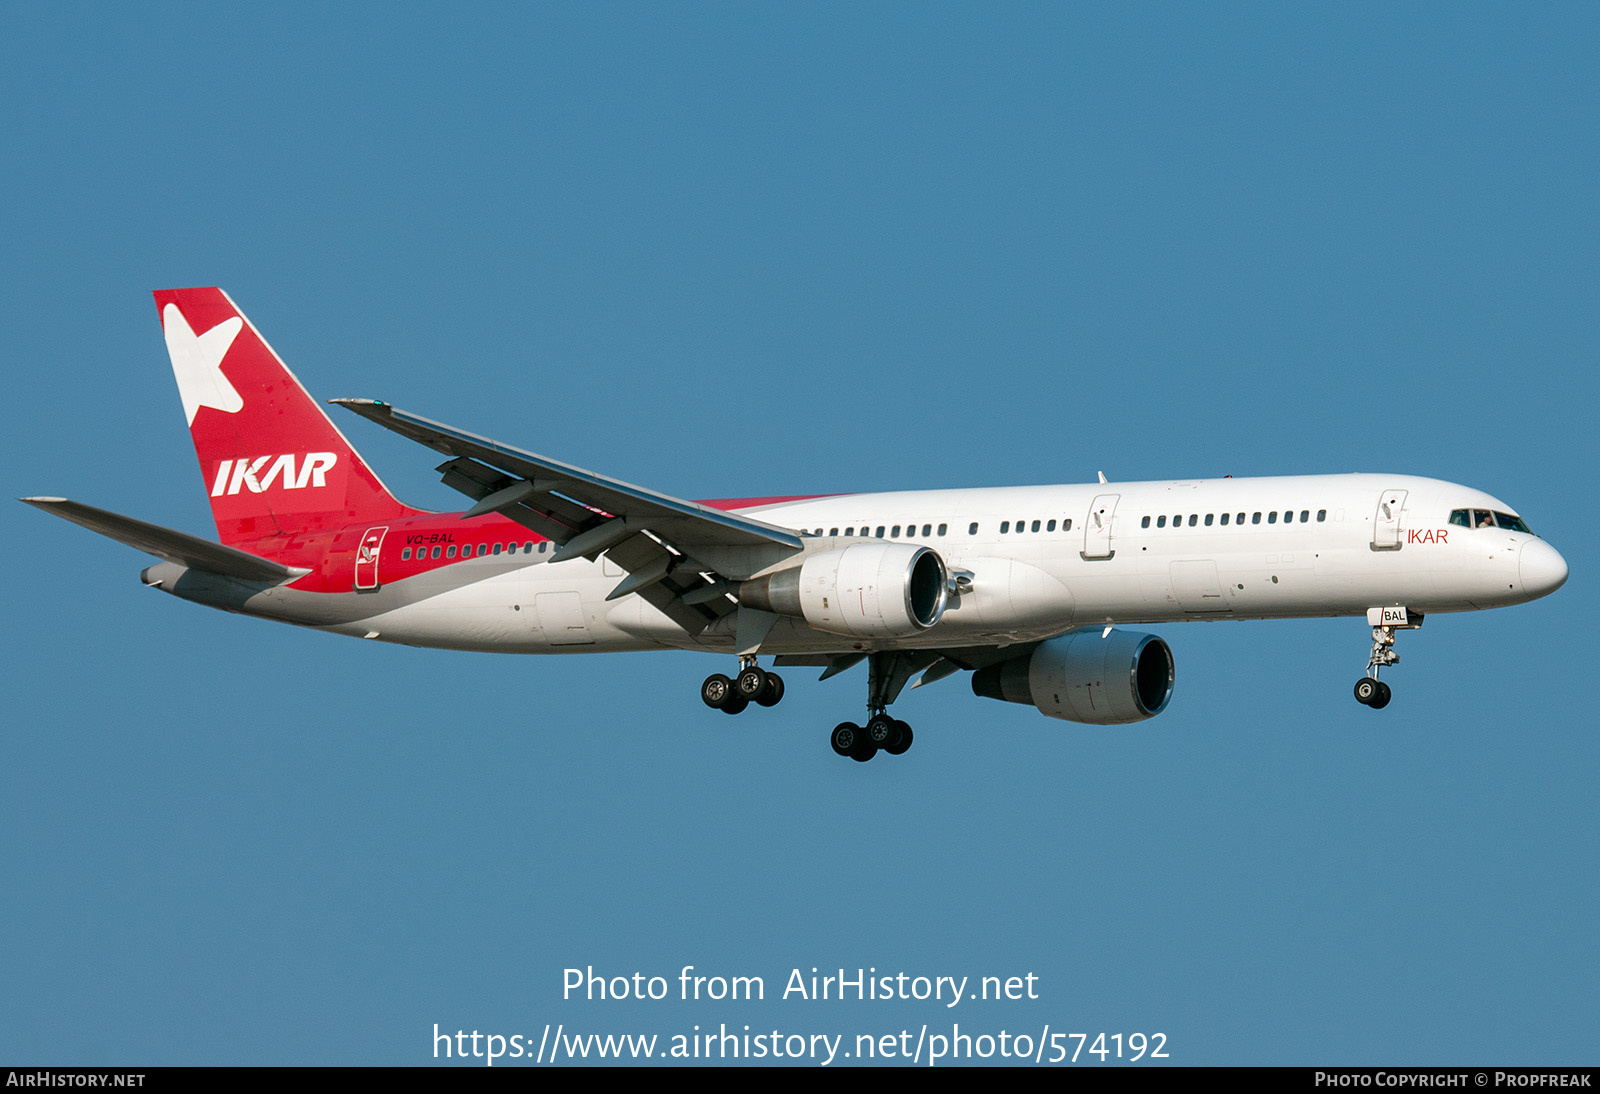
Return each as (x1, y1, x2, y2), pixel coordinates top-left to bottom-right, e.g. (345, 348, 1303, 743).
(20, 498, 306, 583)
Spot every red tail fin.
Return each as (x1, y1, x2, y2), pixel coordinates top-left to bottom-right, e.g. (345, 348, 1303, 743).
(154, 288, 413, 547)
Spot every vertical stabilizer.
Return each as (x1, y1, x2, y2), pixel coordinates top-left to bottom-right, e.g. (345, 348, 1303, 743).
(154, 288, 412, 547)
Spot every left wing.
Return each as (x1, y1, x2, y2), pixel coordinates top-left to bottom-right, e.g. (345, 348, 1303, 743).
(332, 399, 806, 633)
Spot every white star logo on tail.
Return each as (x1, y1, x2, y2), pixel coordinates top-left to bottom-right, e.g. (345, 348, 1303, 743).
(163, 303, 244, 425)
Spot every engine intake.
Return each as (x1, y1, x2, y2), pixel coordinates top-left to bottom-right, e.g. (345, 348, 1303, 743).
(972, 628, 1174, 724)
(740, 543, 948, 638)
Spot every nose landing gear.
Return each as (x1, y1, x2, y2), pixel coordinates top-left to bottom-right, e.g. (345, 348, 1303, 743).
(1354, 607, 1422, 709)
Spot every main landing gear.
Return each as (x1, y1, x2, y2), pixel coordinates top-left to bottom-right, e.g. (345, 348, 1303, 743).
(827, 650, 928, 763)
(830, 714, 913, 763)
(701, 656, 785, 716)
(700, 650, 927, 763)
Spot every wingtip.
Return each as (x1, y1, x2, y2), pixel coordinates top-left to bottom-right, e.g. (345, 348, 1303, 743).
(20, 496, 67, 506)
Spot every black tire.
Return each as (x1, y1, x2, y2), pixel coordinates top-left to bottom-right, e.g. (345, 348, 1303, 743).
(1354, 678, 1378, 706)
(850, 739, 878, 762)
(866, 713, 897, 746)
(702, 673, 733, 709)
(721, 693, 749, 715)
(736, 666, 768, 700)
(756, 672, 785, 707)
(884, 720, 914, 756)
(831, 722, 859, 756)
(1370, 681, 1392, 709)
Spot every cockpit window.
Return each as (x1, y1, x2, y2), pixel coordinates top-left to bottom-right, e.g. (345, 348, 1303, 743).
(1449, 508, 1533, 533)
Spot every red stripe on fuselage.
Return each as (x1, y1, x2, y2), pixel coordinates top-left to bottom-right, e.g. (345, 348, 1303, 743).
(256, 494, 847, 593)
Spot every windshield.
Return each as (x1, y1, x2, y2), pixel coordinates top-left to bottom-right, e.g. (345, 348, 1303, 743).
(1448, 508, 1532, 533)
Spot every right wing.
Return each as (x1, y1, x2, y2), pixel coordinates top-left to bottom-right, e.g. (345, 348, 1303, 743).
(332, 399, 808, 633)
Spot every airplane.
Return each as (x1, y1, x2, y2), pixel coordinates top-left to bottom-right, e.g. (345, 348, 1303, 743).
(23, 288, 1569, 762)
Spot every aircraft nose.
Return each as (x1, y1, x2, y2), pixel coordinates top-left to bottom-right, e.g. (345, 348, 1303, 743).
(1519, 539, 1569, 600)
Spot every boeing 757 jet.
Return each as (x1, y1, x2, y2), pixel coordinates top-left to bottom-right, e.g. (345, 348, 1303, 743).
(23, 289, 1569, 761)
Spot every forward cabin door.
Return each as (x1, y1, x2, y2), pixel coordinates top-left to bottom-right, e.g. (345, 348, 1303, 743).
(1083, 494, 1120, 559)
(1371, 489, 1408, 550)
(354, 526, 388, 590)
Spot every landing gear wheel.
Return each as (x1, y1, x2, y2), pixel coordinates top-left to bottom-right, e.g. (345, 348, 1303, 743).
(1369, 681, 1392, 709)
(720, 693, 749, 715)
(883, 720, 914, 755)
(1354, 678, 1379, 706)
(865, 713, 897, 746)
(702, 673, 734, 709)
(831, 722, 860, 757)
(850, 739, 878, 763)
(736, 666, 768, 700)
(755, 672, 785, 707)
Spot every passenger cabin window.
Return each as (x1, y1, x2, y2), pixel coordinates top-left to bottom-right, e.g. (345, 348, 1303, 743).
(938, 523, 947, 536)
(401, 548, 412, 560)
(1188, 514, 1197, 527)
(1142, 516, 1151, 528)
(968, 523, 979, 535)
(1204, 514, 1213, 526)
(1252, 513, 1261, 524)
(1157, 515, 1166, 528)
(1220, 513, 1230, 525)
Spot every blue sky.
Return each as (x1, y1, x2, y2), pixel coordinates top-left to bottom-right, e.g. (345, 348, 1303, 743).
(3, 3, 1595, 1066)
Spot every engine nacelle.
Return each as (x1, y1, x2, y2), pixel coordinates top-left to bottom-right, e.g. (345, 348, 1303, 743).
(971, 628, 1174, 724)
(740, 543, 949, 638)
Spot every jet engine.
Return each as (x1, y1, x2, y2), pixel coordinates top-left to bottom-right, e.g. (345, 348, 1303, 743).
(739, 543, 949, 638)
(971, 628, 1174, 724)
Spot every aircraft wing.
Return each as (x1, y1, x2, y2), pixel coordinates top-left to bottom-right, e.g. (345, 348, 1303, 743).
(20, 498, 306, 583)
(332, 399, 806, 631)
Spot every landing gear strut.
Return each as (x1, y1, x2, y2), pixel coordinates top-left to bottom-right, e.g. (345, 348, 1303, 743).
(828, 651, 928, 762)
(702, 656, 783, 715)
(1354, 608, 1421, 709)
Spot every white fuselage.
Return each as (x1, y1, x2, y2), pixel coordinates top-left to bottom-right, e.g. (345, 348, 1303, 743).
(294, 473, 1562, 656)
